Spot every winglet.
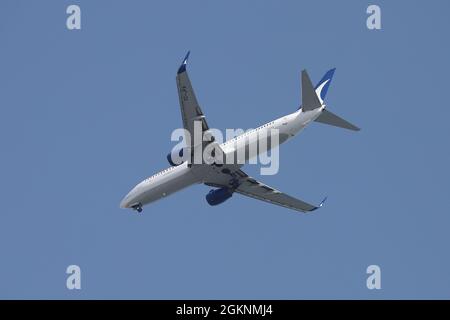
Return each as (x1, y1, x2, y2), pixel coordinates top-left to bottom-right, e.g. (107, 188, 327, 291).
(310, 196, 328, 212)
(177, 51, 190, 74)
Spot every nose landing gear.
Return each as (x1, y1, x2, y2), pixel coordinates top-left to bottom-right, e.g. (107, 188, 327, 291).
(131, 203, 143, 213)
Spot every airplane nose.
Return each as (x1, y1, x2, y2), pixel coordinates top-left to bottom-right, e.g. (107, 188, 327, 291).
(120, 196, 130, 209)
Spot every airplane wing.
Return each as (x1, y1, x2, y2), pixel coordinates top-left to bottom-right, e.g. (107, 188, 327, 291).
(205, 169, 326, 213)
(176, 51, 211, 154)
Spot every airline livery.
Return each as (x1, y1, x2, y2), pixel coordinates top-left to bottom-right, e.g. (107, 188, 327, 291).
(120, 52, 359, 213)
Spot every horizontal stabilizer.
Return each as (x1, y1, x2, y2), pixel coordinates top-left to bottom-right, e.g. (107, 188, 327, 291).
(315, 109, 360, 131)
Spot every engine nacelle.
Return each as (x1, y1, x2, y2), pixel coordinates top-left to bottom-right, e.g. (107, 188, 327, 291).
(205, 187, 233, 206)
(167, 148, 185, 166)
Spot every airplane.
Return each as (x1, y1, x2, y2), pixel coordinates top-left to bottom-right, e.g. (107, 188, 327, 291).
(120, 52, 359, 213)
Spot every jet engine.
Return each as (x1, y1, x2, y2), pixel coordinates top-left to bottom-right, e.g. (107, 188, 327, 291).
(167, 148, 185, 166)
(205, 187, 233, 206)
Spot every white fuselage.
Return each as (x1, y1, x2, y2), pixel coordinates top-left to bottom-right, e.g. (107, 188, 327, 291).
(120, 106, 324, 209)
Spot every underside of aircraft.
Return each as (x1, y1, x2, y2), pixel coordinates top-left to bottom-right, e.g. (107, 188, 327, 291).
(120, 52, 359, 213)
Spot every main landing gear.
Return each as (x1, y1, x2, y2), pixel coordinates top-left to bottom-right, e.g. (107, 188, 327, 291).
(132, 203, 143, 213)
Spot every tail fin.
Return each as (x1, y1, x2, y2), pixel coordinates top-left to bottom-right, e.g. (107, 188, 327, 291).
(315, 109, 360, 131)
(301, 70, 322, 111)
(315, 68, 336, 104)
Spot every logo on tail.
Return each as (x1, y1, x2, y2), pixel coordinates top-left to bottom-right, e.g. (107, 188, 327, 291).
(315, 68, 336, 103)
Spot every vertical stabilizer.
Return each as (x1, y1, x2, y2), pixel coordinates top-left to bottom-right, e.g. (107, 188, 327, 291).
(301, 70, 322, 111)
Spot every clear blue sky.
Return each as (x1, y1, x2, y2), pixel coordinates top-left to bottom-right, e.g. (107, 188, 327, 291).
(1, 0, 449, 299)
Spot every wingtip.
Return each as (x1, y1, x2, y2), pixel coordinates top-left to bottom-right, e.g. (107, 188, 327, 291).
(348, 123, 361, 131)
(309, 196, 327, 212)
(183, 50, 190, 63)
(319, 196, 328, 207)
(177, 51, 190, 74)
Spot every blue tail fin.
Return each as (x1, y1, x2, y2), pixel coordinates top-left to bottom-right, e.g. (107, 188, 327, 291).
(315, 68, 336, 102)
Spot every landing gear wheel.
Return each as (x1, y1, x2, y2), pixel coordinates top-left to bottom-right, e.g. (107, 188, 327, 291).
(132, 203, 143, 213)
